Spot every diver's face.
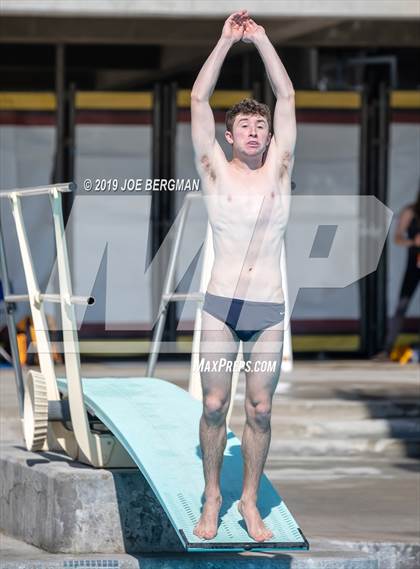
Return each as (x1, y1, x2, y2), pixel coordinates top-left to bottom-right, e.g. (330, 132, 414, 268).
(226, 113, 271, 156)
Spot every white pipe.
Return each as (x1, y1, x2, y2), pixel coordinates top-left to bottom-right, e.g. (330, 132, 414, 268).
(0, 183, 74, 199)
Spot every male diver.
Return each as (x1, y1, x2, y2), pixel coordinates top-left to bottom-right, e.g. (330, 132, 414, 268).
(191, 11, 296, 542)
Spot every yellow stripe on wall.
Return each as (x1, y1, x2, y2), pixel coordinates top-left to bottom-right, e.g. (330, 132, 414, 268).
(9, 89, 420, 112)
(0, 90, 361, 111)
(295, 91, 361, 109)
(0, 92, 56, 111)
(177, 89, 252, 109)
(179, 90, 362, 109)
(292, 335, 359, 351)
(76, 91, 153, 110)
(390, 91, 420, 109)
(0, 91, 154, 111)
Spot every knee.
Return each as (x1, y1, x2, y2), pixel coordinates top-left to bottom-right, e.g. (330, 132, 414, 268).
(245, 400, 272, 431)
(203, 394, 229, 425)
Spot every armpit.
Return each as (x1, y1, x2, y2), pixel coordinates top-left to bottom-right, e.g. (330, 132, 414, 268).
(279, 151, 292, 179)
(200, 155, 216, 182)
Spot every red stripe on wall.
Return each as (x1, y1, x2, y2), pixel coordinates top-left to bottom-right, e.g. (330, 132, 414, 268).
(0, 110, 153, 126)
(0, 111, 56, 126)
(2, 109, 418, 126)
(177, 108, 361, 124)
(177, 109, 227, 123)
(391, 110, 420, 123)
(75, 110, 152, 125)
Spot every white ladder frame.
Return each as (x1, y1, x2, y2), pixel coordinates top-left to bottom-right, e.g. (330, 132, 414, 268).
(0, 184, 135, 467)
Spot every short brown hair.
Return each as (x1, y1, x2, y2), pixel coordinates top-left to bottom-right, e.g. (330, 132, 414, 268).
(225, 98, 272, 133)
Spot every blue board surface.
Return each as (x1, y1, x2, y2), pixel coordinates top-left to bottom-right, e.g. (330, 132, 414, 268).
(57, 376, 308, 552)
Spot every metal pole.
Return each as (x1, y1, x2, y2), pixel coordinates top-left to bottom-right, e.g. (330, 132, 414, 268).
(358, 70, 391, 357)
(5, 293, 94, 306)
(146, 306, 169, 377)
(0, 184, 73, 198)
(252, 81, 262, 102)
(63, 81, 76, 224)
(0, 215, 25, 416)
(8, 195, 59, 403)
(376, 82, 390, 349)
(359, 87, 369, 356)
(150, 83, 162, 329)
(162, 82, 178, 341)
(54, 44, 65, 185)
(50, 188, 94, 457)
(150, 81, 178, 350)
(146, 197, 192, 377)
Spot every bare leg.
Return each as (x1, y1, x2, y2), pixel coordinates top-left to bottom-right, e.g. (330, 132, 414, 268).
(238, 325, 284, 541)
(383, 268, 419, 354)
(384, 296, 410, 353)
(193, 311, 239, 540)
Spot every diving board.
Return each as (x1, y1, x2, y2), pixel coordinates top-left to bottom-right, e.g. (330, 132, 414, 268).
(57, 376, 309, 552)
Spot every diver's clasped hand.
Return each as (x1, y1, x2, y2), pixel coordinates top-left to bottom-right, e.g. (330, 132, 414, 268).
(221, 10, 266, 44)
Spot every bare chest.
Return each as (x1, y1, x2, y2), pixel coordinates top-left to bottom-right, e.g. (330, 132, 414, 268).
(203, 167, 290, 229)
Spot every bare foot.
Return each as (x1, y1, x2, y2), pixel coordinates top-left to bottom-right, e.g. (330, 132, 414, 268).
(193, 495, 222, 540)
(238, 499, 273, 542)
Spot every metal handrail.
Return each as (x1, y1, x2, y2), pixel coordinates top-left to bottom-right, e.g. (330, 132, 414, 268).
(5, 294, 95, 306)
(0, 182, 74, 199)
